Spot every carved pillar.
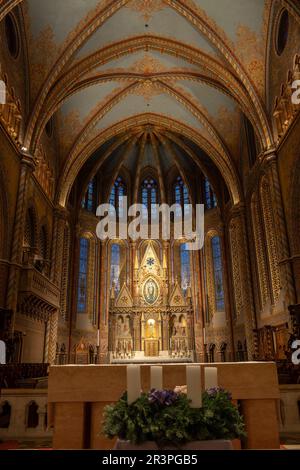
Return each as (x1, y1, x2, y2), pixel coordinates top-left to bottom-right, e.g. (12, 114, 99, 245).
(228, 205, 256, 359)
(99, 241, 108, 363)
(133, 244, 139, 303)
(133, 312, 141, 351)
(50, 207, 68, 287)
(158, 314, 163, 351)
(290, 255, 300, 303)
(162, 241, 169, 303)
(68, 224, 80, 358)
(130, 241, 136, 296)
(48, 207, 69, 364)
(264, 155, 296, 307)
(250, 193, 271, 311)
(6, 152, 36, 332)
(141, 314, 145, 352)
(193, 249, 204, 361)
(162, 312, 169, 351)
(48, 310, 59, 364)
(220, 225, 235, 362)
(43, 319, 50, 363)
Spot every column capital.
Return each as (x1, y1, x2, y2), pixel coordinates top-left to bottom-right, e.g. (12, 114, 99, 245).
(19, 149, 37, 171)
(53, 205, 69, 221)
(260, 148, 277, 165)
(227, 202, 246, 222)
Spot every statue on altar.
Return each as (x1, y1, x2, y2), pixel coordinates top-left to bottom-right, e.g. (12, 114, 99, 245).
(143, 278, 158, 304)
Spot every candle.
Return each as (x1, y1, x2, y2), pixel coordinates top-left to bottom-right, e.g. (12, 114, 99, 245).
(150, 366, 163, 390)
(127, 365, 141, 404)
(97, 329, 100, 347)
(204, 367, 218, 390)
(186, 365, 202, 408)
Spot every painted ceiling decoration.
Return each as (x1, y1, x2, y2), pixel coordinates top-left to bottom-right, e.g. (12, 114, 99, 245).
(4, 0, 299, 208)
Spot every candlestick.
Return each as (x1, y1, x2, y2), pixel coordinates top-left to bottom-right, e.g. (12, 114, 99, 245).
(204, 367, 218, 390)
(186, 365, 202, 408)
(97, 329, 100, 347)
(150, 366, 163, 390)
(127, 365, 141, 404)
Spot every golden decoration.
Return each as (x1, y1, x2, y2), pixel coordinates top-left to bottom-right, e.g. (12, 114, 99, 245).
(127, 0, 166, 21)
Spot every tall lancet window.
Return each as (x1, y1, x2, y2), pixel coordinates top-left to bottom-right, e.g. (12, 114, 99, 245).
(109, 176, 126, 217)
(110, 243, 121, 294)
(141, 178, 158, 221)
(180, 243, 191, 293)
(82, 177, 96, 212)
(174, 176, 190, 216)
(211, 236, 224, 311)
(204, 178, 217, 210)
(77, 238, 89, 312)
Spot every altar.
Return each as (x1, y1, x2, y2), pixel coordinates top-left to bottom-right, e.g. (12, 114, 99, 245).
(108, 243, 195, 362)
(47, 362, 280, 450)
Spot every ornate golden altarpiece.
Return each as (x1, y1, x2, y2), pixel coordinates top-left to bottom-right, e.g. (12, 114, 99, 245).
(108, 242, 195, 362)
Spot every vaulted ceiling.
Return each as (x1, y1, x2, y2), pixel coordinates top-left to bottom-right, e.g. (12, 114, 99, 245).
(2, 0, 286, 206)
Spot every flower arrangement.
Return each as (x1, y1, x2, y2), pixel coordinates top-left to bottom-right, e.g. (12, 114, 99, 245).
(103, 387, 246, 447)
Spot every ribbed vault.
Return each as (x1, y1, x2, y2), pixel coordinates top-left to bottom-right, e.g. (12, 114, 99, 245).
(3, 0, 285, 209)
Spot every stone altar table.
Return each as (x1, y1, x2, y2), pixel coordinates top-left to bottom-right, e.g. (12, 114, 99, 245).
(47, 362, 280, 450)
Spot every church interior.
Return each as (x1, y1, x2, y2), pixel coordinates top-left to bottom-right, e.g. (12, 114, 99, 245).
(0, 0, 300, 450)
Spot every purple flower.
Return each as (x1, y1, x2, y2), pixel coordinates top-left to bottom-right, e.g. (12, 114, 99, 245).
(207, 387, 232, 400)
(148, 389, 178, 406)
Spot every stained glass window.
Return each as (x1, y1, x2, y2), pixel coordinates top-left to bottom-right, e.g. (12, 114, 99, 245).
(204, 178, 217, 210)
(109, 176, 126, 217)
(82, 178, 96, 212)
(211, 236, 224, 311)
(180, 243, 191, 292)
(77, 238, 89, 312)
(110, 244, 120, 294)
(174, 176, 190, 216)
(141, 178, 158, 221)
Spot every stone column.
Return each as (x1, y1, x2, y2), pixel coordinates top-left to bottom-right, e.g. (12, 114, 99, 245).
(50, 207, 68, 286)
(6, 151, 36, 332)
(68, 223, 80, 359)
(264, 154, 296, 307)
(290, 255, 300, 303)
(47, 310, 59, 364)
(130, 241, 136, 296)
(192, 248, 205, 361)
(220, 224, 235, 361)
(141, 314, 145, 352)
(133, 244, 139, 303)
(99, 241, 108, 363)
(161, 312, 169, 351)
(133, 312, 141, 351)
(48, 207, 68, 364)
(228, 204, 256, 359)
(162, 241, 169, 303)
